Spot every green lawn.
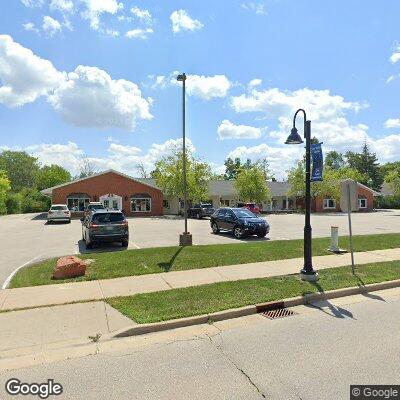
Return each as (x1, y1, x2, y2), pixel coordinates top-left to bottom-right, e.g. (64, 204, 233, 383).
(107, 261, 400, 324)
(9, 233, 400, 288)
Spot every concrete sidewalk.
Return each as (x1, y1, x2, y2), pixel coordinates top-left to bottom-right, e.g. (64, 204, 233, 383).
(1, 248, 400, 312)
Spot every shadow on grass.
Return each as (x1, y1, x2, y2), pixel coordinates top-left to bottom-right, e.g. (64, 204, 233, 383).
(157, 247, 184, 272)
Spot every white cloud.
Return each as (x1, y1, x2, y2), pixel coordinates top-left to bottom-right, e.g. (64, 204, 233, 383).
(390, 44, 400, 64)
(22, 22, 39, 33)
(241, 2, 267, 15)
(217, 119, 263, 140)
(170, 10, 203, 33)
(50, 0, 74, 13)
(81, 0, 123, 30)
(0, 35, 64, 107)
(385, 118, 400, 129)
(248, 78, 262, 88)
(42, 16, 62, 36)
(130, 6, 152, 25)
(125, 28, 153, 39)
(22, 138, 195, 177)
(228, 143, 303, 179)
(103, 28, 120, 37)
(370, 135, 400, 163)
(48, 65, 152, 131)
(20, 0, 44, 7)
(173, 74, 231, 100)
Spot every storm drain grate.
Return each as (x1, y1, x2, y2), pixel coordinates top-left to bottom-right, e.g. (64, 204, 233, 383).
(261, 308, 297, 320)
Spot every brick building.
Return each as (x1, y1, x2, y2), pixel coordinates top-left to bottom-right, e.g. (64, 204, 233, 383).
(41, 170, 163, 217)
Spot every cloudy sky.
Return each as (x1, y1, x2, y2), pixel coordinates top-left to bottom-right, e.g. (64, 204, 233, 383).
(1, 0, 400, 179)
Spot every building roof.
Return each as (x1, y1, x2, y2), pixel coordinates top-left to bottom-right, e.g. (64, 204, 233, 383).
(40, 169, 160, 197)
(138, 178, 291, 197)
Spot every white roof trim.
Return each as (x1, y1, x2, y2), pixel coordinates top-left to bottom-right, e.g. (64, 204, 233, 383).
(40, 169, 160, 196)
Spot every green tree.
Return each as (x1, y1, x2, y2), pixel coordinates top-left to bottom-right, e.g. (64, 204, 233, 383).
(287, 161, 366, 200)
(0, 150, 40, 191)
(6, 192, 22, 214)
(153, 151, 212, 202)
(0, 170, 11, 214)
(325, 151, 345, 170)
(234, 166, 271, 203)
(19, 188, 51, 213)
(36, 164, 71, 191)
(385, 170, 400, 197)
(345, 142, 383, 191)
(223, 157, 243, 180)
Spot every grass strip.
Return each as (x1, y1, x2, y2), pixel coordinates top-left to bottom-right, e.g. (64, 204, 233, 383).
(107, 261, 400, 324)
(9, 233, 400, 288)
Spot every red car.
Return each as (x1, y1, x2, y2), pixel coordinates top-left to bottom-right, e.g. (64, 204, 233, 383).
(237, 202, 261, 214)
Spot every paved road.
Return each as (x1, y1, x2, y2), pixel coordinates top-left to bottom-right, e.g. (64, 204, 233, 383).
(1, 209, 400, 286)
(1, 289, 399, 399)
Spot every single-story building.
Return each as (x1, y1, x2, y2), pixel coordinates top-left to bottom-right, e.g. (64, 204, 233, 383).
(41, 170, 164, 217)
(41, 169, 380, 216)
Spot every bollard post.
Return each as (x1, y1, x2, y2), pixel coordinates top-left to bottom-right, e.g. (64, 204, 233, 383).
(329, 226, 340, 253)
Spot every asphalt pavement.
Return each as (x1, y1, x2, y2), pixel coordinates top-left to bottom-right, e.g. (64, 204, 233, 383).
(1, 209, 400, 287)
(1, 287, 399, 399)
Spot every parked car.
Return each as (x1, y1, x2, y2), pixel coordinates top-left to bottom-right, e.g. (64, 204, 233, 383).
(84, 202, 105, 216)
(237, 202, 261, 215)
(187, 203, 215, 219)
(210, 207, 269, 239)
(81, 210, 129, 249)
(47, 204, 71, 223)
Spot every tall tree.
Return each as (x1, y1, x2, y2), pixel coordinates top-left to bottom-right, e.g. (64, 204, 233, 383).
(234, 166, 271, 203)
(136, 161, 149, 178)
(0, 170, 11, 214)
(223, 157, 243, 180)
(0, 150, 40, 191)
(153, 151, 212, 202)
(324, 151, 345, 170)
(345, 142, 383, 191)
(36, 165, 71, 191)
(77, 156, 97, 179)
(287, 160, 366, 200)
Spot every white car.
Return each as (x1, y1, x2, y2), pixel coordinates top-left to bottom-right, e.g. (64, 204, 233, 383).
(47, 204, 71, 223)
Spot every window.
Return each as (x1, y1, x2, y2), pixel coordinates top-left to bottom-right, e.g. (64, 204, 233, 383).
(92, 213, 124, 223)
(50, 205, 68, 211)
(323, 199, 336, 209)
(67, 194, 90, 211)
(220, 199, 230, 207)
(163, 200, 170, 209)
(358, 197, 367, 209)
(131, 194, 151, 212)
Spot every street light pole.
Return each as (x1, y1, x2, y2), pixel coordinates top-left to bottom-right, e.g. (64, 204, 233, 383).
(177, 73, 192, 246)
(285, 109, 318, 281)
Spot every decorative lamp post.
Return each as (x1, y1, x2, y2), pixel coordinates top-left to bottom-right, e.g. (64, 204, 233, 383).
(285, 109, 318, 281)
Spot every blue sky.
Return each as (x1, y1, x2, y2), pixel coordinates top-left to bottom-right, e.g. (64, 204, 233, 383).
(1, 0, 400, 179)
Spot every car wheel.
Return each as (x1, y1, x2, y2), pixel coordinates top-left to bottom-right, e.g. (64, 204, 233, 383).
(196, 212, 200, 220)
(85, 238, 93, 249)
(211, 222, 220, 234)
(67, 219, 71, 224)
(121, 239, 129, 247)
(234, 226, 244, 239)
(257, 232, 267, 238)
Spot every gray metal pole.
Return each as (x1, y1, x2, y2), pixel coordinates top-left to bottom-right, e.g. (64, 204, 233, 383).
(182, 73, 188, 234)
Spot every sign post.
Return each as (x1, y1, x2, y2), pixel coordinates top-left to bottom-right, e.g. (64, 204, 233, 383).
(340, 179, 358, 274)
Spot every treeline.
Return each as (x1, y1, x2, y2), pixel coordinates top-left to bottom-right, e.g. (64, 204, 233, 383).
(0, 151, 71, 215)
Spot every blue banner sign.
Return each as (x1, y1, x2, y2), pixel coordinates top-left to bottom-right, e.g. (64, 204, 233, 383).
(311, 143, 323, 182)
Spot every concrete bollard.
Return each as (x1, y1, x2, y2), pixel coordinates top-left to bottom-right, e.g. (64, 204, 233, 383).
(330, 226, 340, 252)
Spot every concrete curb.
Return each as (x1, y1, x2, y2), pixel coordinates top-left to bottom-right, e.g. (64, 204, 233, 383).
(113, 279, 400, 338)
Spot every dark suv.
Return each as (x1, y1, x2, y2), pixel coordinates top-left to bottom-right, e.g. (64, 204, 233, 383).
(187, 203, 215, 219)
(81, 210, 129, 249)
(210, 207, 269, 239)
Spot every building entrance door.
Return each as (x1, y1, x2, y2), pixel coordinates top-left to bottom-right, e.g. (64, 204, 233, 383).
(99, 194, 122, 211)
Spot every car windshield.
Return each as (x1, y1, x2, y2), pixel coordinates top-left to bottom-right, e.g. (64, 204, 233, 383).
(89, 204, 104, 210)
(201, 204, 213, 208)
(234, 209, 256, 218)
(51, 205, 67, 211)
(92, 213, 124, 223)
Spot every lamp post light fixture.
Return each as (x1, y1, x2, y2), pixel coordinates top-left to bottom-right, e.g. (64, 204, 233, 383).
(285, 109, 318, 281)
(177, 72, 192, 246)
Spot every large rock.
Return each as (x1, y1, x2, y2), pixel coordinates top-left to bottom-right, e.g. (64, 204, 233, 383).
(53, 256, 86, 279)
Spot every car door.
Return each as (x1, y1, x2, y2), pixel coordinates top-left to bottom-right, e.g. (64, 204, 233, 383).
(215, 209, 227, 229)
(224, 210, 237, 231)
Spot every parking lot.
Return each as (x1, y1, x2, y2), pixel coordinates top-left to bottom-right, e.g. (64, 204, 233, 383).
(1, 210, 400, 287)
